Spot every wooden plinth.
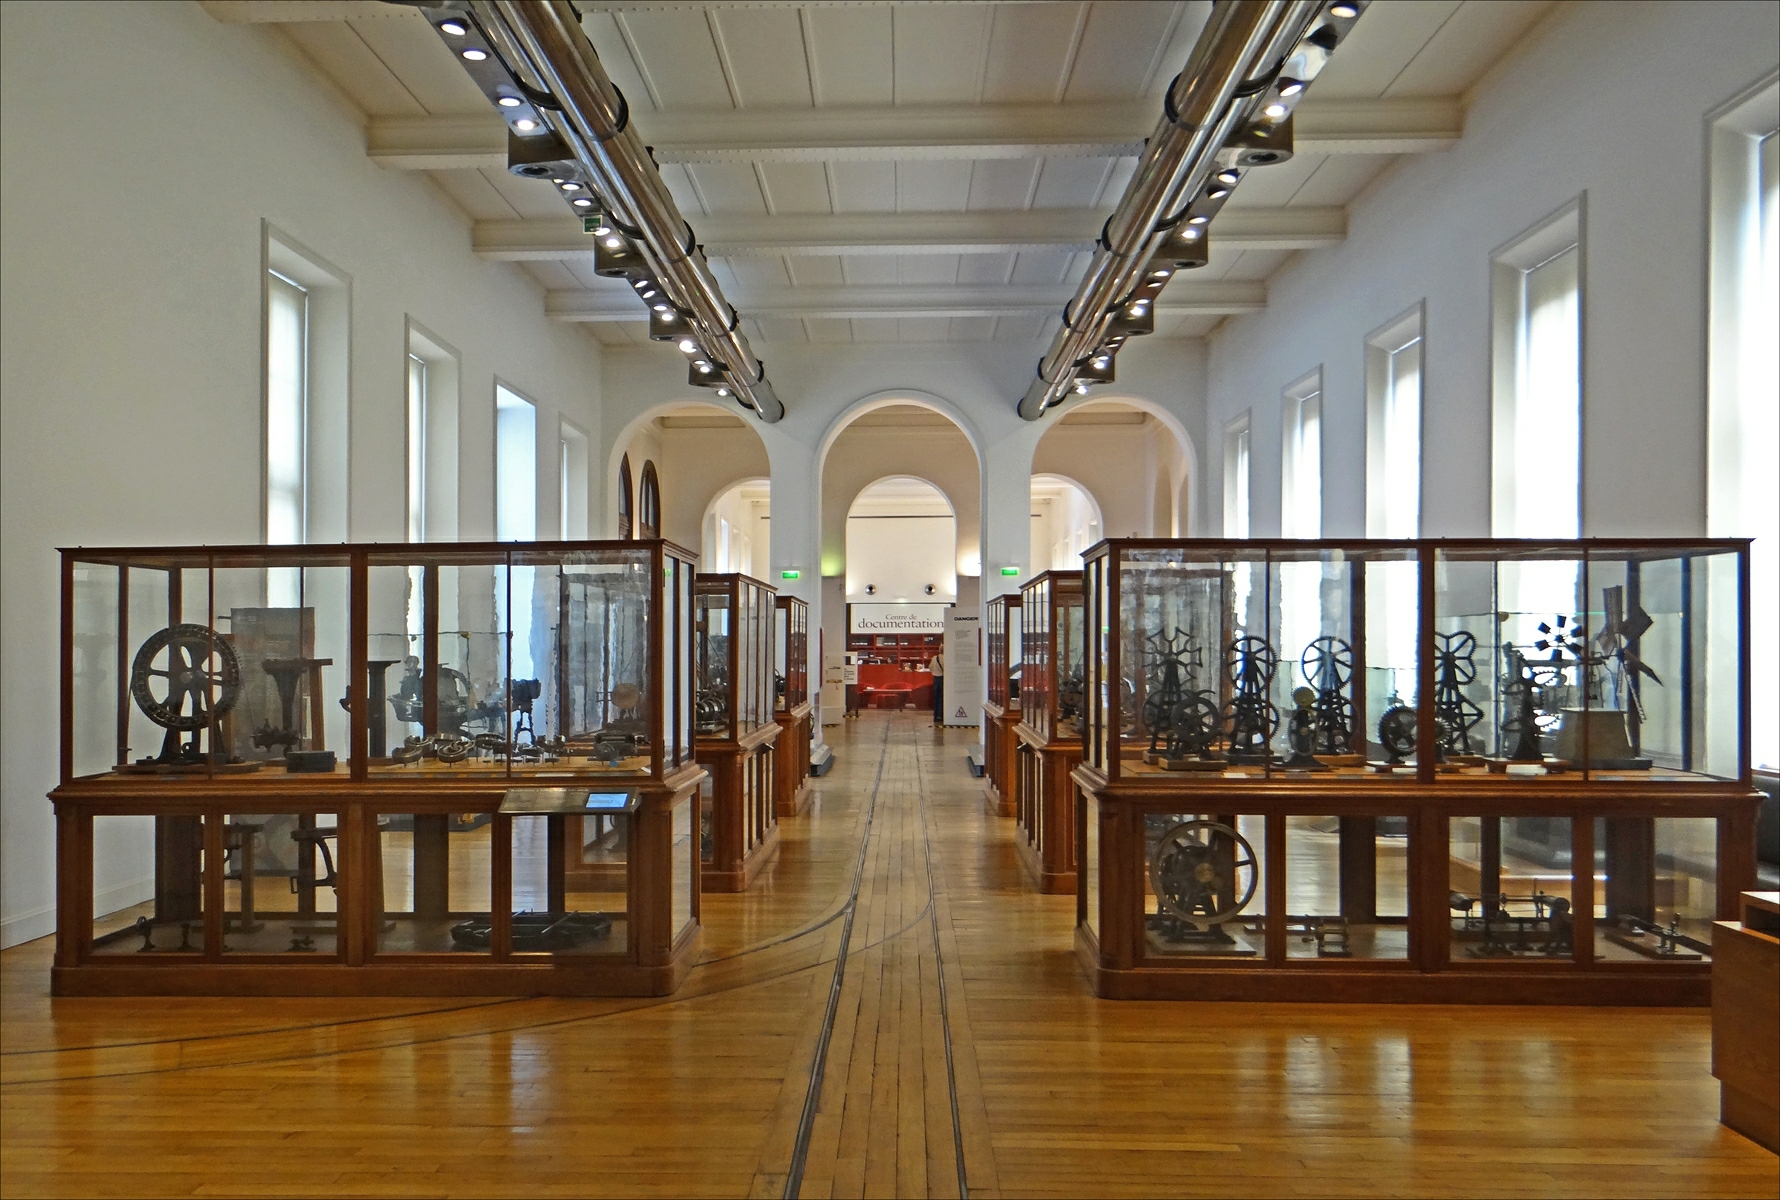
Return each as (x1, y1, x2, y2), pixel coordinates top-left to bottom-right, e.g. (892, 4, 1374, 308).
(773, 703, 813, 818)
(1713, 893, 1779, 1151)
(1074, 761, 1763, 1006)
(1014, 722, 1080, 894)
(698, 722, 781, 893)
(982, 701, 1020, 818)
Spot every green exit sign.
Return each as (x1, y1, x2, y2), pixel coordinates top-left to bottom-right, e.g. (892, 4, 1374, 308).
(781, 570, 800, 579)
(999, 567, 1021, 576)
(582, 215, 600, 234)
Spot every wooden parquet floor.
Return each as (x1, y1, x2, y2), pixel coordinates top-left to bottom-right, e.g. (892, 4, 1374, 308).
(3, 713, 1776, 1198)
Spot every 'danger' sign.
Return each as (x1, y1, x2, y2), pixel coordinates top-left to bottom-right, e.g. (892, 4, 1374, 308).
(849, 603, 948, 635)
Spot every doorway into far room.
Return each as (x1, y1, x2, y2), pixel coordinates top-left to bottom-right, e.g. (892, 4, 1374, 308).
(845, 476, 956, 719)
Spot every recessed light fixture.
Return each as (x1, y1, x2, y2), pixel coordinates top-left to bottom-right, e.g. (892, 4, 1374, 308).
(594, 224, 612, 236)
(1217, 169, 1241, 185)
(694, 361, 711, 371)
(497, 96, 521, 108)
(1209, 187, 1230, 199)
(439, 19, 466, 36)
(461, 48, 488, 61)
(652, 303, 670, 313)
(1188, 215, 1209, 225)
(716, 387, 731, 397)
(572, 197, 593, 207)
(1151, 268, 1171, 278)
(560, 182, 582, 191)
(514, 119, 537, 132)
(603, 236, 622, 248)
(1094, 357, 1109, 368)
(677, 338, 698, 353)
(1264, 103, 1287, 118)
(1330, 2, 1358, 17)
(1280, 80, 1304, 97)
(1183, 228, 1201, 240)
(1074, 381, 1090, 394)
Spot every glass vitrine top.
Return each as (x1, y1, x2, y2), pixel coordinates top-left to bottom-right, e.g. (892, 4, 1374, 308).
(1020, 570, 1084, 742)
(694, 573, 777, 742)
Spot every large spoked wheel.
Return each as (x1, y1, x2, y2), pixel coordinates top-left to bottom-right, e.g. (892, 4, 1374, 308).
(129, 624, 241, 731)
(1226, 636, 1278, 688)
(1301, 635, 1353, 690)
(1148, 819, 1259, 927)
(1377, 705, 1417, 760)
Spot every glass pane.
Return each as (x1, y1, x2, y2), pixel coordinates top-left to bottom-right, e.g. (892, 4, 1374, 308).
(1283, 815, 1408, 960)
(70, 561, 122, 779)
(1082, 793, 1099, 939)
(1449, 815, 1575, 960)
(220, 812, 340, 955)
(509, 813, 628, 955)
(1142, 812, 1267, 958)
(91, 814, 204, 955)
(376, 812, 493, 953)
(1598, 816, 1717, 961)
(672, 793, 695, 941)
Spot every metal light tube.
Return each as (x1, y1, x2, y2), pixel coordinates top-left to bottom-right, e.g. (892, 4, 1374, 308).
(479, 0, 784, 422)
(1017, 0, 1324, 420)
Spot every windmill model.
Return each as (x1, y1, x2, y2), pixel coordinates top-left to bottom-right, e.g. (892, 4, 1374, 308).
(1142, 627, 1218, 763)
(1222, 635, 1279, 764)
(1431, 631, 1487, 757)
(1300, 635, 1355, 755)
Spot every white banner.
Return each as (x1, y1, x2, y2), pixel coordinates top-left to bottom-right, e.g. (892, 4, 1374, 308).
(849, 602, 948, 635)
(942, 611, 981, 727)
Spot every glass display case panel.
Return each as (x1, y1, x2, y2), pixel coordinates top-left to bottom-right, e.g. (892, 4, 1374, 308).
(775, 596, 810, 712)
(1057, 578, 1086, 740)
(1021, 574, 1051, 739)
(695, 589, 731, 738)
(90, 814, 205, 955)
(1283, 816, 1409, 960)
(672, 795, 696, 942)
(1081, 795, 1099, 940)
(694, 574, 777, 741)
(509, 813, 628, 956)
(1008, 600, 1023, 703)
(375, 812, 493, 953)
(698, 772, 715, 864)
(212, 560, 352, 778)
(675, 558, 696, 768)
(1448, 815, 1576, 960)
(1597, 816, 1717, 961)
(1141, 812, 1268, 959)
(987, 594, 1022, 707)
(219, 812, 341, 955)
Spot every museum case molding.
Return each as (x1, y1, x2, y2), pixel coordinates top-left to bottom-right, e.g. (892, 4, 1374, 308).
(52, 540, 705, 997)
(982, 591, 1022, 818)
(1015, 571, 1084, 894)
(1073, 537, 1760, 1005)
(695, 572, 780, 892)
(1711, 890, 1778, 1152)
(774, 595, 814, 818)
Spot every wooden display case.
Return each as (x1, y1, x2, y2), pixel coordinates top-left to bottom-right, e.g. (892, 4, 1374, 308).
(1713, 890, 1779, 1151)
(695, 573, 780, 892)
(1074, 538, 1762, 1004)
(53, 540, 706, 997)
(982, 592, 1022, 818)
(1015, 571, 1084, 894)
(774, 595, 813, 818)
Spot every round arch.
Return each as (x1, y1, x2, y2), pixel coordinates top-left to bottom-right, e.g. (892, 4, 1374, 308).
(702, 476, 771, 575)
(604, 398, 770, 543)
(844, 475, 959, 604)
(815, 389, 986, 475)
(1036, 392, 1202, 537)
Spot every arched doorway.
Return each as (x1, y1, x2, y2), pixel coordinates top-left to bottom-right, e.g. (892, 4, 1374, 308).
(1034, 397, 1196, 537)
(1030, 474, 1103, 571)
(609, 402, 770, 548)
(703, 478, 770, 576)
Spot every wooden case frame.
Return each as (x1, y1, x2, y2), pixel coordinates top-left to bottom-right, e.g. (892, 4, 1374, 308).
(694, 573, 780, 892)
(982, 591, 1022, 818)
(1015, 571, 1084, 894)
(774, 595, 814, 818)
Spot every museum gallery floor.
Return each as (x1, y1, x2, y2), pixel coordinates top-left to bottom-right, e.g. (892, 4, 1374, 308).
(3, 712, 1775, 1199)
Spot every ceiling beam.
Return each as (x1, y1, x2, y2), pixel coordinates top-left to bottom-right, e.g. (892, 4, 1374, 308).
(544, 282, 1266, 322)
(475, 207, 1343, 260)
(368, 98, 1460, 169)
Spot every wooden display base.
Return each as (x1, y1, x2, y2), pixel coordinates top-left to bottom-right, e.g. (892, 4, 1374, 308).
(698, 723, 781, 894)
(1014, 722, 1080, 895)
(982, 702, 1020, 818)
(1713, 893, 1779, 1152)
(773, 704, 814, 818)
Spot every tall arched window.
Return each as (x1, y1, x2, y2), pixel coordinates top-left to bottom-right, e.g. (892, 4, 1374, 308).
(639, 460, 661, 539)
(618, 453, 634, 539)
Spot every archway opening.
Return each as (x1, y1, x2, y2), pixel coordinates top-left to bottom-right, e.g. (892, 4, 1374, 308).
(703, 479, 770, 576)
(1030, 474, 1103, 571)
(611, 403, 770, 551)
(1034, 398, 1195, 539)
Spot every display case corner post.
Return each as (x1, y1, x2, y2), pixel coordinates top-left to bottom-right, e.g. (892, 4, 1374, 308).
(54, 806, 89, 967)
(491, 811, 513, 960)
(342, 805, 368, 965)
(1416, 543, 1437, 783)
(59, 551, 74, 784)
(1107, 553, 1121, 782)
(349, 549, 369, 780)
(1570, 812, 1595, 966)
(1415, 805, 1448, 972)
(1737, 541, 1752, 786)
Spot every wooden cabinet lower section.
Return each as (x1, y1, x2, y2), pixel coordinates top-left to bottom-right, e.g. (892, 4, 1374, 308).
(1074, 765, 1761, 1005)
(982, 702, 1020, 818)
(1713, 893, 1779, 1151)
(1015, 723, 1080, 894)
(774, 703, 814, 818)
(698, 723, 781, 893)
(50, 766, 707, 997)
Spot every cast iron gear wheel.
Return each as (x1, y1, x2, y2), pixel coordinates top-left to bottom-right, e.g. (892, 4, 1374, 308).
(1148, 818, 1259, 926)
(129, 623, 241, 731)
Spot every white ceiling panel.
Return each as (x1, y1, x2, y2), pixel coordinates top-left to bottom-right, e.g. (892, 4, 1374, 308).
(723, 257, 796, 291)
(1097, 156, 1139, 204)
(949, 316, 998, 342)
(980, 3, 1089, 105)
(804, 5, 893, 106)
(659, 163, 704, 215)
(851, 318, 902, 343)
(757, 162, 832, 214)
(896, 161, 973, 212)
(1287, 154, 1398, 208)
(1311, 1, 1463, 100)
(828, 161, 897, 213)
(345, 14, 487, 114)
(563, 260, 604, 290)
(615, 9, 734, 110)
(685, 162, 769, 215)
(1386, 0, 1557, 97)
(1220, 250, 1290, 281)
(1194, 246, 1249, 282)
(479, 168, 573, 220)
(710, 7, 814, 108)
(582, 12, 658, 114)
(280, 22, 425, 114)
(1031, 156, 1116, 209)
(1064, 2, 1189, 103)
(898, 318, 952, 343)
(427, 169, 519, 221)
(956, 253, 1017, 286)
(896, 255, 963, 286)
(522, 260, 583, 291)
(753, 316, 809, 343)
(803, 317, 854, 344)
(892, 5, 992, 105)
(840, 256, 898, 286)
(788, 256, 846, 287)
(993, 314, 1049, 342)
(966, 159, 1041, 211)
(1010, 250, 1076, 286)
(1220, 154, 1324, 208)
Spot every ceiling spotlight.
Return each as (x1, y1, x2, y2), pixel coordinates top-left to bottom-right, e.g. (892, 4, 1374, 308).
(1209, 187, 1230, 199)
(716, 387, 731, 397)
(652, 303, 670, 313)
(603, 236, 622, 248)
(1188, 215, 1209, 225)
(677, 338, 698, 353)
(1330, 2, 1359, 17)
(1217, 169, 1241, 185)
(594, 223, 612, 236)
(497, 96, 521, 108)
(514, 119, 537, 132)
(1183, 228, 1201, 240)
(1094, 357, 1110, 368)
(694, 361, 711, 371)
(1074, 381, 1090, 394)
(560, 182, 582, 192)
(631, 278, 648, 289)
(1151, 268, 1171, 278)
(439, 19, 466, 36)
(461, 48, 488, 61)
(1264, 103, 1288, 119)
(1279, 80, 1304, 97)
(572, 197, 593, 208)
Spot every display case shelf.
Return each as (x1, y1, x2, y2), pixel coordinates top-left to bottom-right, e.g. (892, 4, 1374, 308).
(695, 573, 780, 892)
(983, 592, 1022, 818)
(774, 595, 813, 818)
(53, 540, 705, 997)
(1074, 538, 1760, 1004)
(1015, 571, 1084, 894)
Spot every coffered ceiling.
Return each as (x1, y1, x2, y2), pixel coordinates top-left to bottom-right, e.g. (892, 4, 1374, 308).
(205, 0, 1556, 345)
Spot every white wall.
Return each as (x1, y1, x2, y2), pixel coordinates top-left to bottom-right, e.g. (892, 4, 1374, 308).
(1204, 1, 1780, 540)
(0, 1, 605, 946)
